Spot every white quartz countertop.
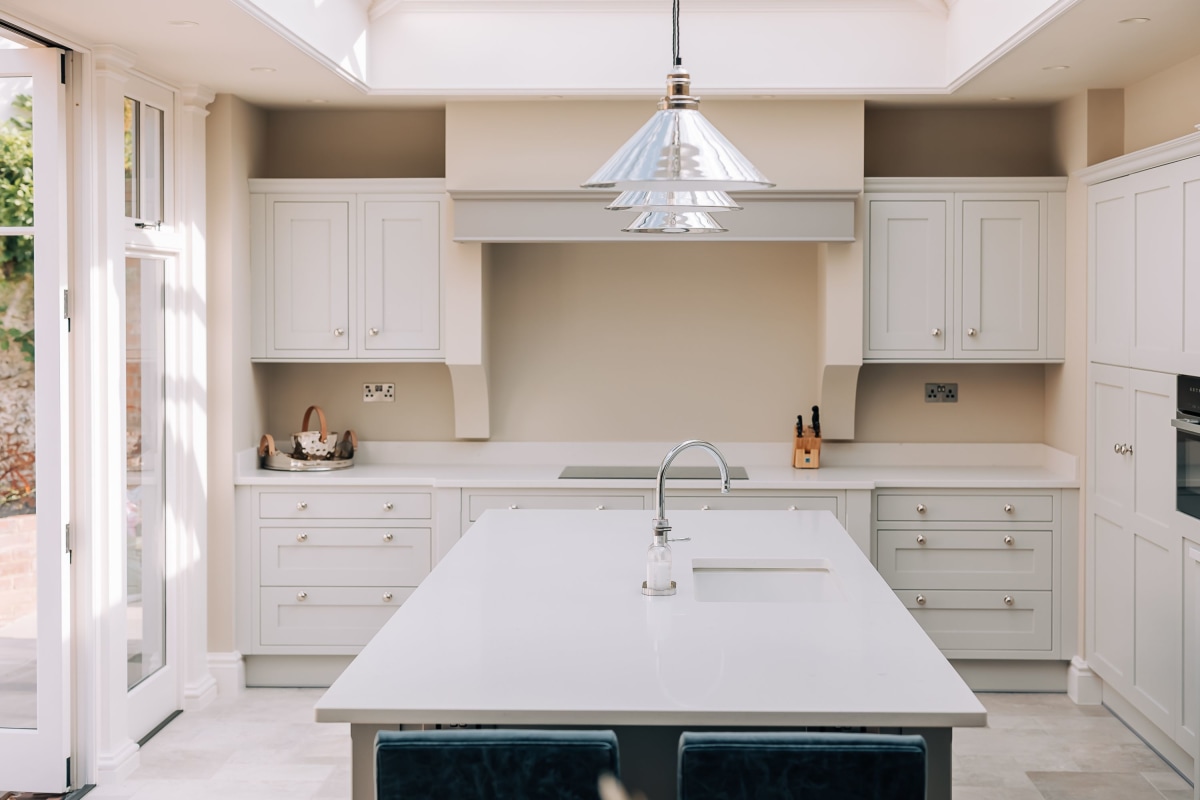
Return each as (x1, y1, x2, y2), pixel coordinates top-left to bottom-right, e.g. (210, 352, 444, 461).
(315, 509, 987, 728)
(235, 442, 1078, 490)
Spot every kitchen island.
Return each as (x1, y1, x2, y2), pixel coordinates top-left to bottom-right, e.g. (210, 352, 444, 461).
(315, 508, 986, 799)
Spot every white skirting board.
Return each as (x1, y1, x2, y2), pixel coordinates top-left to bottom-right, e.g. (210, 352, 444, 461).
(207, 651, 246, 697)
(1067, 656, 1103, 705)
(95, 738, 140, 785)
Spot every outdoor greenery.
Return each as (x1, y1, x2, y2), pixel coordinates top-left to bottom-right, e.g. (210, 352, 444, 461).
(0, 93, 33, 364)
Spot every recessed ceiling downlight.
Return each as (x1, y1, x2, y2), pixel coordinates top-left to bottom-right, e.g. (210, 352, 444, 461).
(250, 66, 276, 73)
(1118, 17, 1151, 24)
(1042, 65, 1070, 71)
(167, 20, 199, 27)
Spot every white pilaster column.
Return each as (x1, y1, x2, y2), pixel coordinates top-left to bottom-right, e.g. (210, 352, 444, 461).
(177, 84, 217, 710)
(88, 44, 140, 784)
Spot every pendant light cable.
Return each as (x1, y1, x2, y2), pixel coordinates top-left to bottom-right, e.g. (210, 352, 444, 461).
(673, 0, 681, 66)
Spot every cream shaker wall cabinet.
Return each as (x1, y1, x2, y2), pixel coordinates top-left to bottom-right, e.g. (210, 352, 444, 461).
(863, 178, 1066, 363)
(250, 179, 445, 361)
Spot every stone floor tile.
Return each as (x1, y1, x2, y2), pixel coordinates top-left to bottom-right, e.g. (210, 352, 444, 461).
(1157, 791, 1194, 800)
(1067, 742, 1180, 774)
(1027, 771, 1164, 800)
(1143, 769, 1192, 792)
(950, 787, 1046, 800)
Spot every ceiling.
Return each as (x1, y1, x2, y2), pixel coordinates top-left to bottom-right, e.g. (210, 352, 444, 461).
(0, 0, 1197, 108)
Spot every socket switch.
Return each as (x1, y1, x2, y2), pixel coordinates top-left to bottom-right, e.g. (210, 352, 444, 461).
(924, 383, 958, 403)
(363, 383, 395, 403)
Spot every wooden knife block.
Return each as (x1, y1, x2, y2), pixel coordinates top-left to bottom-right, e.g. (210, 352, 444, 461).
(793, 427, 821, 469)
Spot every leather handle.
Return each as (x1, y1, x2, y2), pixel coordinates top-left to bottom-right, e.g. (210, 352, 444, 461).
(258, 433, 276, 456)
(342, 429, 358, 451)
(300, 405, 329, 442)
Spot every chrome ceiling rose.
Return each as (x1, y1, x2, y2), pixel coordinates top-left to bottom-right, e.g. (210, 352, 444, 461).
(583, 66, 773, 191)
(607, 189, 742, 212)
(622, 210, 728, 234)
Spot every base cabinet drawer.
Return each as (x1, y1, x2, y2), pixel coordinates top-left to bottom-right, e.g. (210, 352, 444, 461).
(877, 529, 1053, 590)
(260, 491, 432, 520)
(667, 495, 839, 515)
(877, 494, 1053, 522)
(260, 528, 431, 587)
(895, 589, 1052, 652)
(466, 493, 645, 522)
(260, 586, 414, 647)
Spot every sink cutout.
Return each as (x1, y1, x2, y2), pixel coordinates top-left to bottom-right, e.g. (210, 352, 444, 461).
(691, 558, 844, 603)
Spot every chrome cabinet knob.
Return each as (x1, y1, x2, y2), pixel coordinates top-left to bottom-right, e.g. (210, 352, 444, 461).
(1126, 444, 1134, 455)
(1004, 504, 1014, 514)
(369, 327, 379, 336)
(1004, 595, 1014, 606)
(334, 327, 345, 337)
(700, 505, 710, 511)
(1114, 443, 1122, 453)
(967, 327, 978, 337)
(931, 328, 942, 337)
(383, 502, 394, 511)
(382, 592, 393, 602)
(383, 532, 393, 542)
(1004, 535, 1014, 545)
(916, 503, 927, 514)
(787, 505, 797, 511)
(297, 501, 307, 511)
(297, 591, 308, 601)
(509, 504, 518, 510)
(595, 504, 605, 510)
(296, 532, 308, 542)
(915, 595, 926, 606)
(916, 535, 926, 545)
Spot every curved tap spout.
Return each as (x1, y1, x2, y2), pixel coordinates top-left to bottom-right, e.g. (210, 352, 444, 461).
(654, 440, 731, 526)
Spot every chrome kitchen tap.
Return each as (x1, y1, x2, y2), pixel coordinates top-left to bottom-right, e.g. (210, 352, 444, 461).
(643, 440, 731, 596)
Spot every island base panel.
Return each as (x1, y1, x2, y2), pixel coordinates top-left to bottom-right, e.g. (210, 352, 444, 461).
(348, 723, 953, 800)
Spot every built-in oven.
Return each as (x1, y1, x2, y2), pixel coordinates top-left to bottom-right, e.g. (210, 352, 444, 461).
(1174, 374, 1200, 520)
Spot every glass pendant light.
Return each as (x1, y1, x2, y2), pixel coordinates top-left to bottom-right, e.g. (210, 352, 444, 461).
(622, 210, 728, 234)
(607, 190, 742, 213)
(583, 0, 773, 193)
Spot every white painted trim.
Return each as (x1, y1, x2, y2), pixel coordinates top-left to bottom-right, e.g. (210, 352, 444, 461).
(182, 675, 218, 711)
(94, 739, 139, 785)
(207, 651, 247, 697)
(1067, 656, 1103, 705)
(1077, 132, 1200, 186)
(864, 177, 1068, 193)
(249, 177, 446, 195)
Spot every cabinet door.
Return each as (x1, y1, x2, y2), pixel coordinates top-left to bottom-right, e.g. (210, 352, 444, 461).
(1087, 364, 1133, 690)
(1128, 168, 1184, 373)
(865, 199, 951, 357)
(958, 198, 1042, 356)
(1089, 179, 1134, 367)
(361, 200, 441, 354)
(1179, 158, 1200, 377)
(269, 199, 352, 355)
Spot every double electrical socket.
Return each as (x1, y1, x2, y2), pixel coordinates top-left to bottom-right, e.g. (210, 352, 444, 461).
(363, 383, 395, 403)
(924, 383, 958, 403)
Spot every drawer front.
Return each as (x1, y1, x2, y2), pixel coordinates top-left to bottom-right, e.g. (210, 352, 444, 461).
(876, 494, 1053, 523)
(895, 589, 1052, 651)
(260, 586, 413, 647)
(259, 491, 432, 520)
(667, 495, 839, 514)
(877, 529, 1053, 590)
(260, 528, 431, 587)
(467, 494, 645, 522)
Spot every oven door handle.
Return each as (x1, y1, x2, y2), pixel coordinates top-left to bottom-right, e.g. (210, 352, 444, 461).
(1171, 418, 1200, 434)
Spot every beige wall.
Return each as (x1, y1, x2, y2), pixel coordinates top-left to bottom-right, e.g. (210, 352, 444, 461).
(207, 95, 268, 653)
(854, 364, 1045, 443)
(865, 106, 1059, 177)
(263, 109, 445, 178)
(1124, 51, 1200, 154)
(446, 100, 864, 191)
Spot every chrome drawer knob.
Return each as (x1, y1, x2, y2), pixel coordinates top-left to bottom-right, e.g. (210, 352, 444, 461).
(700, 505, 710, 511)
(1125, 444, 1133, 455)
(595, 504, 605, 510)
(296, 532, 308, 542)
(383, 532, 393, 542)
(334, 328, 345, 337)
(915, 595, 926, 606)
(1004, 595, 1014, 606)
(383, 502, 394, 511)
(1114, 442, 1122, 454)
(931, 328, 942, 337)
(916, 504, 926, 514)
(382, 592, 393, 602)
(1004, 504, 1014, 514)
(967, 327, 978, 337)
(297, 591, 308, 601)
(1004, 535, 1014, 546)
(297, 502, 307, 511)
(509, 504, 518, 510)
(369, 327, 379, 336)
(787, 506, 797, 511)
(916, 535, 926, 545)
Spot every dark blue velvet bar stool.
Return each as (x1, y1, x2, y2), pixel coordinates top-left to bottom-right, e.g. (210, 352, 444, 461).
(375, 728, 621, 800)
(677, 731, 927, 800)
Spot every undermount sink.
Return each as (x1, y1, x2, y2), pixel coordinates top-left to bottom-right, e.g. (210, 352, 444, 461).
(691, 558, 844, 603)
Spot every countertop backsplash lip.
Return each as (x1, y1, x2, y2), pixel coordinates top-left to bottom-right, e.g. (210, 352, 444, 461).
(234, 441, 1079, 488)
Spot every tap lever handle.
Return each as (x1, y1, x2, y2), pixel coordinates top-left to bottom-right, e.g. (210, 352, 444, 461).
(667, 536, 691, 543)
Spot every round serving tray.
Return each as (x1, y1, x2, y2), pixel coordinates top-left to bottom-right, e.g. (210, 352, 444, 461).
(260, 452, 355, 472)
